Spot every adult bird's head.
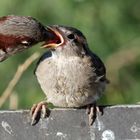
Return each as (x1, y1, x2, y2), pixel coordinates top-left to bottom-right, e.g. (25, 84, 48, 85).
(0, 15, 55, 61)
(42, 25, 89, 56)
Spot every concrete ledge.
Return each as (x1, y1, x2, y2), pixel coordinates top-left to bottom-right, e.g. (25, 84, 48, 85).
(0, 105, 140, 140)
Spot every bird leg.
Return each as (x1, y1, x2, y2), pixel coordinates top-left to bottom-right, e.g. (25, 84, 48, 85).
(86, 103, 102, 125)
(30, 101, 49, 125)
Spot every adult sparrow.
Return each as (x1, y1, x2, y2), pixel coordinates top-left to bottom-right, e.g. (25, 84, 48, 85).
(0, 15, 53, 61)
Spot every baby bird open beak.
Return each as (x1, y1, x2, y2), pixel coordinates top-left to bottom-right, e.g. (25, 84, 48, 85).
(41, 26, 64, 49)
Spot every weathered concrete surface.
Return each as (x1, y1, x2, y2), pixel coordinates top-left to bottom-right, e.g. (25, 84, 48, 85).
(0, 105, 140, 140)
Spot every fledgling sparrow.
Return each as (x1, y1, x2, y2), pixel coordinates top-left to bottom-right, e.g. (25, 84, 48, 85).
(31, 25, 108, 125)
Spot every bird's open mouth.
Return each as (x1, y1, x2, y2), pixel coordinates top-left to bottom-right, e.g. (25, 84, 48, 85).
(42, 26, 64, 49)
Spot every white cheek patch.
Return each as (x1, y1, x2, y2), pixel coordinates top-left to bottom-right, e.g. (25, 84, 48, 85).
(21, 40, 29, 45)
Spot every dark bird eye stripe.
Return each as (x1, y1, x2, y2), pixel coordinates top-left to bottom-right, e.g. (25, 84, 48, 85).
(67, 34, 75, 39)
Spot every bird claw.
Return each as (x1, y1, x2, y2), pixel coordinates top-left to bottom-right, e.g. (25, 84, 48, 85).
(86, 104, 102, 125)
(30, 101, 49, 125)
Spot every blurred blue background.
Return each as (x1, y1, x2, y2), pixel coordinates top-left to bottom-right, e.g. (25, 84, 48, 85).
(0, 0, 140, 109)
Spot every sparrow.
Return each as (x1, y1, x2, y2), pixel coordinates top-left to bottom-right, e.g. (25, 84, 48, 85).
(0, 15, 108, 125)
(0, 15, 54, 61)
(31, 25, 108, 125)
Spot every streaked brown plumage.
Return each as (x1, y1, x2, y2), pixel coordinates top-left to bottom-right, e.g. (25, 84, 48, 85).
(0, 15, 54, 61)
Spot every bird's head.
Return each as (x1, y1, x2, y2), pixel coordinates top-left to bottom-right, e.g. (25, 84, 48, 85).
(42, 25, 89, 56)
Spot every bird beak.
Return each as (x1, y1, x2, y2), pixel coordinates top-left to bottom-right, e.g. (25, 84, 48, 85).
(41, 26, 64, 49)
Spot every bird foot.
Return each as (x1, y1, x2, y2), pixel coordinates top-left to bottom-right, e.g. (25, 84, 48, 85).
(30, 101, 49, 125)
(86, 104, 102, 125)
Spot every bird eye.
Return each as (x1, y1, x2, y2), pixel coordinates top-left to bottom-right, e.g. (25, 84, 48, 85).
(67, 34, 75, 39)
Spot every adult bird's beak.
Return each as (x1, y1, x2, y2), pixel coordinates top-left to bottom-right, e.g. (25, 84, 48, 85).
(41, 26, 64, 49)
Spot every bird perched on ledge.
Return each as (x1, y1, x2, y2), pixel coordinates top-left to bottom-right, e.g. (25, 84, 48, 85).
(0, 15, 108, 125)
(31, 25, 108, 125)
(0, 15, 54, 61)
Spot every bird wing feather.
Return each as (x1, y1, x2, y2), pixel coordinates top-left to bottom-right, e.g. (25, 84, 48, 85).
(89, 52, 108, 82)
